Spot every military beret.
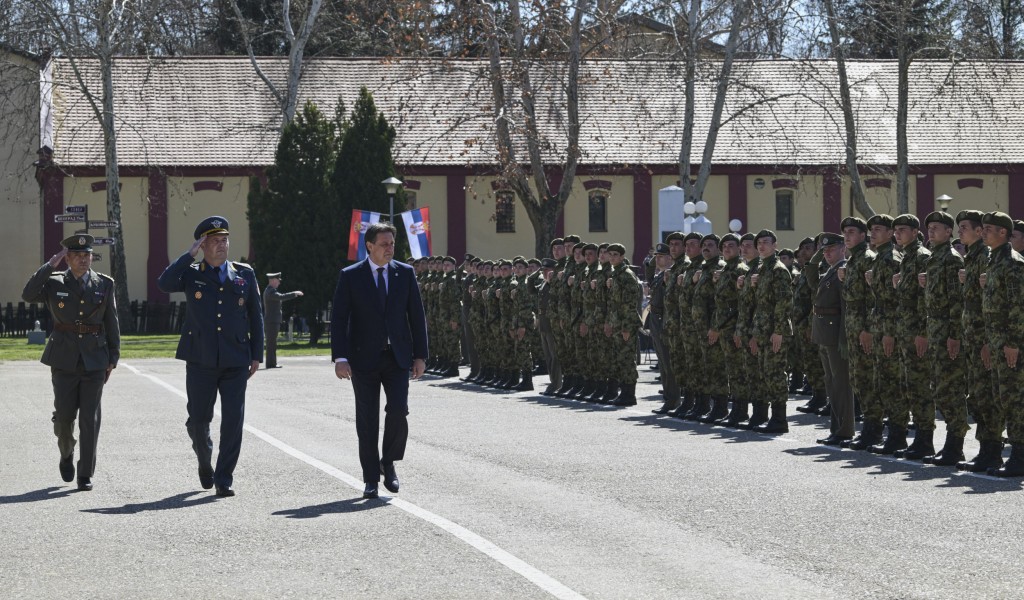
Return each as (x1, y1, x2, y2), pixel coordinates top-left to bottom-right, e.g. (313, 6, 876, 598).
(549, 238, 564, 247)
(582, 243, 598, 253)
(540, 258, 557, 269)
(893, 213, 921, 229)
(683, 232, 703, 243)
(607, 243, 626, 254)
(798, 236, 816, 248)
(866, 214, 894, 228)
(654, 243, 670, 255)
(573, 242, 587, 251)
(740, 232, 756, 242)
(194, 215, 230, 240)
(481, 260, 494, 267)
(719, 233, 740, 247)
(982, 211, 1013, 232)
(512, 258, 527, 267)
(464, 253, 475, 261)
(563, 234, 581, 244)
(665, 232, 685, 243)
(840, 216, 867, 232)
(443, 256, 457, 264)
(955, 210, 984, 226)
(819, 232, 844, 247)
(755, 229, 777, 243)
(779, 248, 795, 258)
(499, 259, 513, 267)
(701, 233, 721, 245)
(266, 272, 282, 279)
(1015, 220, 1024, 234)
(925, 211, 955, 228)
(470, 257, 482, 264)
(598, 243, 610, 250)
(61, 234, 94, 252)
(527, 258, 541, 266)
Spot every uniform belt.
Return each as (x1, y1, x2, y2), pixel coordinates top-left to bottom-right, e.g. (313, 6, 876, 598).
(812, 306, 841, 316)
(55, 322, 102, 334)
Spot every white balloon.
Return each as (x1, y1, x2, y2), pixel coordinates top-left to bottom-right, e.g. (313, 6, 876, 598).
(729, 219, 743, 232)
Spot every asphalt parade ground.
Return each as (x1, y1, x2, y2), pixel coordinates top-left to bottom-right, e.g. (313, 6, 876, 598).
(2, 356, 1023, 599)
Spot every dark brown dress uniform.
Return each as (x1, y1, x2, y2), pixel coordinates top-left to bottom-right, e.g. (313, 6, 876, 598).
(811, 236, 854, 441)
(22, 235, 120, 490)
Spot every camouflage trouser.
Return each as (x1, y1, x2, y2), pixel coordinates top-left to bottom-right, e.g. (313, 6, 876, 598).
(557, 322, 575, 376)
(668, 323, 690, 396)
(845, 330, 873, 405)
(613, 329, 638, 384)
(529, 328, 543, 366)
(681, 326, 705, 396)
(930, 341, 970, 438)
(442, 318, 463, 364)
(964, 335, 999, 442)
(796, 323, 825, 393)
(995, 358, 1024, 445)
(893, 340, 934, 430)
(867, 334, 901, 425)
(758, 336, 791, 404)
(739, 336, 762, 401)
(720, 333, 743, 399)
(700, 329, 729, 397)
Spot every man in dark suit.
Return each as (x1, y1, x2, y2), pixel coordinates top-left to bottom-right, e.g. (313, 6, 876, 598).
(331, 222, 428, 499)
(157, 216, 264, 498)
(812, 233, 854, 446)
(22, 234, 120, 491)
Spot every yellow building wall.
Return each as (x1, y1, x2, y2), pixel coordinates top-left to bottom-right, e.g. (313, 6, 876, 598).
(562, 175, 635, 251)
(845, 177, 917, 218)
(62, 177, 150, 300)
(166, 176, 250, 302)
(934, 175, 1009, 214)
(407, 177, 448, 256)
(1, 51, 42, 306)
(746, 175, 824, 249)
(650, 175, 729, 240)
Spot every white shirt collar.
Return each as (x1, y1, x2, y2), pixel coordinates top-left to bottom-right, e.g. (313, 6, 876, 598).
(368, 258, 390, 271)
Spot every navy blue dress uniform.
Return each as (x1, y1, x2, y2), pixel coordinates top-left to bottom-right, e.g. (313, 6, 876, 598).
(157, 216, 264, 497)
(22, 234, 120, 491)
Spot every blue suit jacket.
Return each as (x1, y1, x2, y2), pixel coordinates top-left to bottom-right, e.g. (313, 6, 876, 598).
(330, 259, 428, 371)
(157, 253, 265, 368)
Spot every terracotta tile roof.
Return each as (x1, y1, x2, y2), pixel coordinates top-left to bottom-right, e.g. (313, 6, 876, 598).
(48, 57, 1024, 168)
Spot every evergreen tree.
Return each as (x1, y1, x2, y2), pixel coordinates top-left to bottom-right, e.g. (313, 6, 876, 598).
(331, 87, 410, 261)
(248, 100, 340, 343)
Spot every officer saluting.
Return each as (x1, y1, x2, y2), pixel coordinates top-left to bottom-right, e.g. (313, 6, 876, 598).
(22, 234, 120, 491)
(157, 216, 264, 497)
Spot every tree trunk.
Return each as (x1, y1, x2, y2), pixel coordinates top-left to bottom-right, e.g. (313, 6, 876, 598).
(823, 0, 874, 218)
(896, 34, 911, 215)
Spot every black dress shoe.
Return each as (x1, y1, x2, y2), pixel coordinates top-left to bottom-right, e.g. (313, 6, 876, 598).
(363, 484, 379, 499)
(77, 477, 93, 491)
(380, 461, 400, 493)
(59, 455, 75, 483)
(817, 434, 852, 447)
(215, 485, 235, 497)
(198, 468, 215, 490)
(266, 365, 282, 369)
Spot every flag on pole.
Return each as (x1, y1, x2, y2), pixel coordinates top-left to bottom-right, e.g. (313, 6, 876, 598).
(347, 209, 382, 261)
(401, 207, 432, 259)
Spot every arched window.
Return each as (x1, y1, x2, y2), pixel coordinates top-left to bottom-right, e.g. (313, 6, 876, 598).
(775, 189, 794, 230)
(588, 190, 608, 232)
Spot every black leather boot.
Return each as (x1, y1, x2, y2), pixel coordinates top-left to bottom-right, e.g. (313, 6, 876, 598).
(683, 395, 711, 421)
(601, 381, 621, 403)
(989, 444, 1024, 477)
(440, 363, 460, 378)
(723, 400, 749, 428)
(741, 402, 770, 430)
(788, 372, 804, 394)
(612, 383, 637, 406)
(504, 370, 521, 389)
(652, 397, 681, 415)
(958, 440, 1004, 472)
(565, 377, 585, 398)
(574, 379, 595, 400)
(554, 375, 576, 397)
(815, 402, 833, 417)
(699, 395, 730, 423)
(923, 433, 964, 466)
(869, 425, 908, 455)
(513, 370, 533, 391)
(796, 392, 827, 414)
(586, 380, 607, 403)
(896, 429, 935, 460)
(669, 392, 694, 418)
(847, 420, 885, 450)
(755, 402, 789, 434)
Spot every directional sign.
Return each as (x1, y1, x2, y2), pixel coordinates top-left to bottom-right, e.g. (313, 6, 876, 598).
(65, 205, 87, 214)
(88, 220, 118, 229)
(92, 237, 115, 245)
(92, 253, 103, 262)
(54, 214, 86, 223)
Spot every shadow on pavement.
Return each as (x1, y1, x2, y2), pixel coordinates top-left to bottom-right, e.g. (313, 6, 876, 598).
(619, 414, 778, 443)
(0, 486, 75, 504)
(784, 445, 1023, 494)
(81, 491, 218, 514)
(273, 497, 386, 519)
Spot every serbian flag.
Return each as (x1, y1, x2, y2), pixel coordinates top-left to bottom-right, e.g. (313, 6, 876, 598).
(401, 207, 432, 259)
(347, 209, 382, 261)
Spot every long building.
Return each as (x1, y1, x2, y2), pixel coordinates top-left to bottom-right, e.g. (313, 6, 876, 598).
(2, 53, 1023, 305)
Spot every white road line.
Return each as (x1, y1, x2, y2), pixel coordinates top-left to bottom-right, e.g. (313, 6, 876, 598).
(121, 362, 588, 600)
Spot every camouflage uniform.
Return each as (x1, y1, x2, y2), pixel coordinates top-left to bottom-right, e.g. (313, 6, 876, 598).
(437, 270, 463, 368)
(606, 262, 642, 385)
(841, 241, 876, 413)
(962, 238, 995, 442)
(692, 255, 727, 399)
(892, 238, 931, 432)
(982, 241, 1024, 469)
(736, 256, 763, 410)
(751, 253, 794, 408)
(924, 240, 969, 437)
(712, 253, 749, 423)
(662, 254, 690, 404)
(792, 259, 825, 399)
(866, 240, 902, 428)
(677, 256, 705, 401)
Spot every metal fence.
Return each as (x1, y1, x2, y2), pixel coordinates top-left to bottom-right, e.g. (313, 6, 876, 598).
(0, 301, 188, 337)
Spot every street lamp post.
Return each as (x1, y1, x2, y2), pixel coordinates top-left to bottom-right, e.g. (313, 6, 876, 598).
(382, 177, 403, 222)
(936, 194, 953, 213)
